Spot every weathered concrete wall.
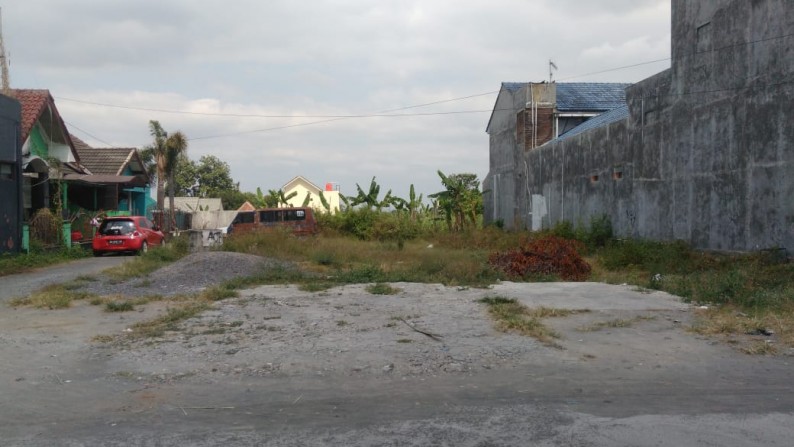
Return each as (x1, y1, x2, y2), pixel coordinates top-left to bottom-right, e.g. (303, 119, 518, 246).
(484, 87, 525, 228)
(507, 0, 794, 251)
(0, 94, 22, 254)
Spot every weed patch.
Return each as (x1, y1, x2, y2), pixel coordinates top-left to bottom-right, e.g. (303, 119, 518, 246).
(105, 301, 135, 312)
(478, 297, 579, 347)
(130, 301, 210, 339)
(577, 316, 654, 332)
(10, 284, 95, 309)
(366, 283, 400, 295)
(299, 282, 335, 292)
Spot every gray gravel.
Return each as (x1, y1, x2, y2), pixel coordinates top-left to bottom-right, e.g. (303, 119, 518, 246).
(81, 251, 291, 297)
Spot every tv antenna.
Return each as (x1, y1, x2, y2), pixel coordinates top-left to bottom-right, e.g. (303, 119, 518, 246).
(0, 8, 10, 95)
(549, 59, 558, 83)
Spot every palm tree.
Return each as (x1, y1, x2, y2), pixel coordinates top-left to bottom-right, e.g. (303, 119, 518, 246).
(165, 131, 188, 232)
(142, 120, 169, 219)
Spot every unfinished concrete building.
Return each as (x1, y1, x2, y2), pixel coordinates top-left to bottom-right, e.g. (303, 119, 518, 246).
(483, 0, 794, 252)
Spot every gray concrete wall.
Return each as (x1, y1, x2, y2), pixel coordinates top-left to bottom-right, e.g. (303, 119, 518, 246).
(0, 94, 22, 254)
(484, 87, 524, 229)
(485, 0, 793, 252)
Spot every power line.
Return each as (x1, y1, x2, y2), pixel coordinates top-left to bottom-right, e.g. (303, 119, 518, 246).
(64, 120, 116, 147)
(54, 31, 794, 142)
(557, 58, 670, 82)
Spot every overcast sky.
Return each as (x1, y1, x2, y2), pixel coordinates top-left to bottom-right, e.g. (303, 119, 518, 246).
(5, 0, 671, 199)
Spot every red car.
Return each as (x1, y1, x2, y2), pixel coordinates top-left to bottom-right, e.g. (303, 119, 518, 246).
(92, 216, 165, 256)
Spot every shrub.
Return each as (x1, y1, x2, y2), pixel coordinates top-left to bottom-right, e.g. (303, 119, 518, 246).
(488, 235, 591, 281)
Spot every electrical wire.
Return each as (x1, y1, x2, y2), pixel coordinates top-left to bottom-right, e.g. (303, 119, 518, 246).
(63, 120, 116, 147)
(53, 31, 794, 143)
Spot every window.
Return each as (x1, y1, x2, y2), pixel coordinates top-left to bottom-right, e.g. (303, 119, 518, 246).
(284, 209, 306, 221)
(99, 219, 135, 236)
(259, 210, 280, 223)
(696, 22, 712, 53)
(234, 212, 255, 224)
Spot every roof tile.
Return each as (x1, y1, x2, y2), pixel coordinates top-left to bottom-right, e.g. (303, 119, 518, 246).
(8, 89, 50, 142)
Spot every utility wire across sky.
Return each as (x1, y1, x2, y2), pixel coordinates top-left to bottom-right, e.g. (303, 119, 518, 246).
(60, 30, 792, 144)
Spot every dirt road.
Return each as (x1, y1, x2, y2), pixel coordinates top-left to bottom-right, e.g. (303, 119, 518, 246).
(2, 253, 793, 446)
(0, 255, 131, 302)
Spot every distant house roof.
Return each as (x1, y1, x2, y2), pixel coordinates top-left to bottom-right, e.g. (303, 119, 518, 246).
(71, 135, 149, 184)
(238, 201, 256, 211)
(487, 82, 629, 133)
(497, 82, 629, 112)
(555, 105, 630, 142)
(166, 197, 224, 212)
(282, 175, 322, 192)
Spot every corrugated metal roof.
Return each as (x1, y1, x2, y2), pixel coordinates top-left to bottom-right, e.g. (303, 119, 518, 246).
(556, 105, 630, 142)
(556, 83, 630, 112)
(498, 82, 629, 111)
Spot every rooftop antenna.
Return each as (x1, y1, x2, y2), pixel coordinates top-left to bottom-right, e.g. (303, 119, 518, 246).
(549, 59, 558, 83)
(0, 7, 9, 95)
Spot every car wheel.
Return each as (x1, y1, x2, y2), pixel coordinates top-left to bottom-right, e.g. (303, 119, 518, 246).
(138, 241, 148, 255)
(93, 250, 102, 257)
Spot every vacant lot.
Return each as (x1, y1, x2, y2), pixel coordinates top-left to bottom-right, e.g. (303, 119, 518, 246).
(2, 252, 793, 446)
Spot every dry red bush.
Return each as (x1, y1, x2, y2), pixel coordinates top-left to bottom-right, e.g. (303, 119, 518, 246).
(488, 235, 591, 281)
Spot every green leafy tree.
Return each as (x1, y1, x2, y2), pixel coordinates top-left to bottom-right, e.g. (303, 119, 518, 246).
(349, 177, 388, 210)
(194, 155, 235, 198)
(301, 191, 312, 207)
(390, 184, 423, 221)
(277, 189, 298, 207)
(318, 190, 331, 212)
(429, 171, 483, 231)
(173, 154, 199, 196)
(217, 189, 255, 210)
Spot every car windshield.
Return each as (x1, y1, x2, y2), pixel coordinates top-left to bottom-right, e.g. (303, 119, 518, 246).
(98, 219, 136, 236)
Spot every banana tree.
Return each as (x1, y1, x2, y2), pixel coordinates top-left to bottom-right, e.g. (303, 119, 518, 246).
(429, 171, 482, 231)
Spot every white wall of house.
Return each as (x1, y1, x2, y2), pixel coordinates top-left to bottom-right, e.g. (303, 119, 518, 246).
(283, 177, 341, 213)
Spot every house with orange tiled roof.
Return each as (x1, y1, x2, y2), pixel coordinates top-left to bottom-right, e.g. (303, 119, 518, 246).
(9, 89, 86, 221)
(8, 89, 155, 247)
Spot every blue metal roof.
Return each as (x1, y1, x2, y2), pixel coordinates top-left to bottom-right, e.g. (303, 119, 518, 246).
(556, 104, 629, 142)
(501, 82, 526, 93)
(499, 82, 630, 111)
(556, 83, 630, 112)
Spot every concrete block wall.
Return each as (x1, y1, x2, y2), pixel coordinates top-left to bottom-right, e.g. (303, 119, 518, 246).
(502, 0, 794, 251)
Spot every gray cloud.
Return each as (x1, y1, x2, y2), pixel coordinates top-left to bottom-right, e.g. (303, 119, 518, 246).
(7, 0, 671, 197)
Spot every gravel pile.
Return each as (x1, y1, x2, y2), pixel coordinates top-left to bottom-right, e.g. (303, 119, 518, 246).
(83, 251, 292, 297)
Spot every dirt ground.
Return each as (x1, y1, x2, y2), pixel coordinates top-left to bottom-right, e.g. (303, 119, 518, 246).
(2, 253, 793, 446)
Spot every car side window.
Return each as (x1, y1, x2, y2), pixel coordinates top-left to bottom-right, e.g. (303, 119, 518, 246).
(139, 219, 150, 229)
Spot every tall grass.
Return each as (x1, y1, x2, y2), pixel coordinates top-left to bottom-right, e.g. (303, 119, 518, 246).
(222, 228, 504, 286)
